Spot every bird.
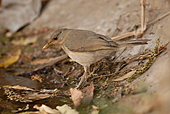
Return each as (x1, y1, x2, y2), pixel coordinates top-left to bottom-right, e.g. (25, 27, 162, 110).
(42, 28, 148, 88)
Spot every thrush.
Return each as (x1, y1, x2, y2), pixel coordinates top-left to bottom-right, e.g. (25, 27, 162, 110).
(43, 28, 148, 88)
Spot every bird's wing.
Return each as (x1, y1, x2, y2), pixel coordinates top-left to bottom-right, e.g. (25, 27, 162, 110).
(64, 30, 118, 52)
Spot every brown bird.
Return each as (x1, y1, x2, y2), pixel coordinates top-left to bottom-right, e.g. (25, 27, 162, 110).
(43, 28, 148, 88)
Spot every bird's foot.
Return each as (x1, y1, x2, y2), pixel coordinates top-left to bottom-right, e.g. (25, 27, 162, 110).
(89, 66, 99, 77)
(89, 72, 98, 77)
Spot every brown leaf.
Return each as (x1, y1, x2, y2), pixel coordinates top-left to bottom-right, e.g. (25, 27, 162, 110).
(81, 82, 94, 107)
(31, 56, 66, 65)
(0, 48, 21, 67)
(32, 54, 68, 72)
(31, 58, 56, 65)
(56, 104, 79, 114)
(3, 85, 60, 102)
(70, 88, 83, 108)
(70, 82, 94, 108)
(4, 85, 33, 91)
(113, 70, 136, 81)
(34, 104, 60, 114)
(12, 36, 38, 46)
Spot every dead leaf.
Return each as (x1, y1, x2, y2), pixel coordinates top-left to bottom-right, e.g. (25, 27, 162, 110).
(3, 85, 33, 91)
(81, 82, 94, 107)
(0, 48, 21, 67)
(70, 88, 83, 108)
(31, 56, 65, 65)
(34, 104, 60, 114)
(31, 58, 55, 65)
(24, 93, 52, 101)
(12, 36, 38, 46)
(56, 104, 79, 114)
(3, 85, 60, 102)
(92, 105, 99, 110)
(32, 54, 68, 72)
(91, 105, 100, 114)
(70, 82, 94, 108)
(113, 70, 136, 81)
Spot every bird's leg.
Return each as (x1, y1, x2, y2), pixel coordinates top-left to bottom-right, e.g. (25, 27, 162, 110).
(75, 65, 90, 89)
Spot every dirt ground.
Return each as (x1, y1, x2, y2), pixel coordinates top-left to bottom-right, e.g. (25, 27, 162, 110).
(0, 0, 170, 113)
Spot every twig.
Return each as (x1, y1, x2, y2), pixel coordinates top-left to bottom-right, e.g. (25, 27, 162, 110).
(112, 32, 135, 41)
(128, 38, 170, 80)
(141, 0, 146, 32)
(91, 40, 170, 82)
(33, 54, 68, 72)
(91, 72, 117, 80)
(147, 11, 170, 26)
(111, 2, 170, 41)
(126, 54, 150, 64)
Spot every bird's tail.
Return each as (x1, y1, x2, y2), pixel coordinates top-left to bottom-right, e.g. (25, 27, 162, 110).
(117, 39, 150, 47)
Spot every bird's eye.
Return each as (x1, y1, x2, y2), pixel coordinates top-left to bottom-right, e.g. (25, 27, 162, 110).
(53, 37, 57, 40)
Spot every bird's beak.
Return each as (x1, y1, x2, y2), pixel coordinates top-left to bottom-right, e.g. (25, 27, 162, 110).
(42, 44, 49, 50)
(42, 42, 53, 50)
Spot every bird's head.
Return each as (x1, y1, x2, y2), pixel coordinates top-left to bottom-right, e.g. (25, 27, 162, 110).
(42, 28, 68, 50)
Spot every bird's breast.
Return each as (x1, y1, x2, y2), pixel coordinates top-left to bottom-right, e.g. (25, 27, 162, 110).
(62, 45, 115, 67)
